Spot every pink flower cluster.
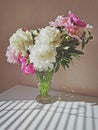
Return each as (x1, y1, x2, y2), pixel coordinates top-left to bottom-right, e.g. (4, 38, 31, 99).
(20, 56, 35, 75)
(49, 11, 87, 37)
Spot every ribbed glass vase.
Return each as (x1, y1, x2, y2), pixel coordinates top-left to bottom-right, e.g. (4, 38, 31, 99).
(36, 69, 57, 104)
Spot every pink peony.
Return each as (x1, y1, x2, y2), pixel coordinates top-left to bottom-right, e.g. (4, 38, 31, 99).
(68, 11, 87, 27)
(20, 56, 27, 65)
(24, 63, 35, 74)
(6, 45, 21, 64)
(20, 56, 35, 75)
(22, 27, 29, 32)
(67, 25, 81, 36)
(49, 15, 72, 28)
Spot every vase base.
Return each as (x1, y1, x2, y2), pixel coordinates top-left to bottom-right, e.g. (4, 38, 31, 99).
(36, 94, 57, 104)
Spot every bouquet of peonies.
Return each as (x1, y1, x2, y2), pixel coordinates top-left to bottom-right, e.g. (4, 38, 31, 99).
(6, 11, 93, 75)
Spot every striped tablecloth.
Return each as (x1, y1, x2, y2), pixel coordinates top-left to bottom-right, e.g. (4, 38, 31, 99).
(0, 85, 98, 130)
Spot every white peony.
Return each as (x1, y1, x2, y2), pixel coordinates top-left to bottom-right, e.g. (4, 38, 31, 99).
(29, 44, 57, 71)
(35, 26, 61, 47)
(9, 28, 33, 55)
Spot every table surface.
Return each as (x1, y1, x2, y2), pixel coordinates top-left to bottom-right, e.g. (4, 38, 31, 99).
(0, 85, 98, 130)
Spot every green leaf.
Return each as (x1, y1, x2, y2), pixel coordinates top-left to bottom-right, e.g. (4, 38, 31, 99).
(69, 52, 80, 59)
(81, 31, 93, 49)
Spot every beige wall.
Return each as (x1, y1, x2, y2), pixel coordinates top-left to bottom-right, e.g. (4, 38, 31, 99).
(0, 0, 98, 96)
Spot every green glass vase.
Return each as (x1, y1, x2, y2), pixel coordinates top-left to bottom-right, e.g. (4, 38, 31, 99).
(36, 69, 57, 104)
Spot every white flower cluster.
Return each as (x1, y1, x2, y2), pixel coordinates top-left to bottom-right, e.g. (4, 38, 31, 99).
(29, 44, 57, 71)
(29, 26, 60, 71)
(10, 28, 33, 55)
(35, 26, 61, 47)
